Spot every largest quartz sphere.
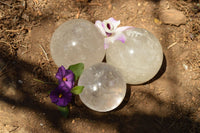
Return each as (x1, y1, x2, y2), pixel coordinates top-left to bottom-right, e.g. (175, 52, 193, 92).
(50, 19, 105, 68)
(78, 63, 126, 112)
(106, 28, 163, 84)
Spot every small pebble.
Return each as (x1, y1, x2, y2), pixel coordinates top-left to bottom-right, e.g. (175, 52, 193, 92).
(40, 123, 43, 126)
(183, 64, 188, 70)
(18, 80, 23, 84)
(11, 106, 16, 109)
(159, 9, 186, 26)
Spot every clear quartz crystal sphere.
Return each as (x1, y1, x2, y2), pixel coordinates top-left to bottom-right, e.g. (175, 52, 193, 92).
(78, 63, 126, 112)
(50, 19, 105, 68)
(106, 28, 163, 84)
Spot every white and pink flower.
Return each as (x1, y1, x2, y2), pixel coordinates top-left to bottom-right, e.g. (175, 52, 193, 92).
(95, 17, 133, 49)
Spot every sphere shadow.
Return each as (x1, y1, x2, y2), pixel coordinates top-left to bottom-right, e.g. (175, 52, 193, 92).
(143, 53, 167, 84)
(113, 84, 131, 111)
(127, 54, 167, 86)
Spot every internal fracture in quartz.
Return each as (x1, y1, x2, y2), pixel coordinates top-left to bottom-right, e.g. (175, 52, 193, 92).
(78, 63, 126, 112)
(50, 19, 105, 69)
(106, 28, 163, 84)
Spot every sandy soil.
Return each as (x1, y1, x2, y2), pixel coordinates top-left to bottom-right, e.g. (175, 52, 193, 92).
(0, 0, 200, 132)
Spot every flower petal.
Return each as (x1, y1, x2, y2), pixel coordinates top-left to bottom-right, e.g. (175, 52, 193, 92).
(114, 33, 126, 43)
(56, 98, 65, 106)
(104, 43, 109, 50)
(50, 85, 73, 106)
(58, 92, 72, 106)
(56, 65, 66, 80)
(50, 89, 59, 103)
(55, 75, 62, 81)
(107, 17, 120, 29)
(104, 38, 110, 49)
(115, 26, 134, 33)
(60, 66, 66, 77)
(59, 81, 66, 87)
(65, 70, 74, 81)
(64, 81, 73, 89)
(95, 20, 106, 36)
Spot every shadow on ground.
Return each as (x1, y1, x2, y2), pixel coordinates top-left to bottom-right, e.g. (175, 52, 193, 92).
(1, 47, 200, 132)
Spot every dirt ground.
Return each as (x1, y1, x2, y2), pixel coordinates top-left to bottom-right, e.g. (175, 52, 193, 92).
(0, 0, 200, 132)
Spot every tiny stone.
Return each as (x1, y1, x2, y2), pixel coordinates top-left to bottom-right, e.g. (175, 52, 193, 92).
(18, 80, 23, 84)
(159, 9, 186, 26)
(192, 97, 196, 101)
(183, 64, 188, 70)
(11, 106, 15, 109)
(40, 123, 43, 126)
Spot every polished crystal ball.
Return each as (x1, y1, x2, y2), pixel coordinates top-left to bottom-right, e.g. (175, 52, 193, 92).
(106, 28, 163, 84)
(78, 63, 126, 112)
(50, 19, 105, 68)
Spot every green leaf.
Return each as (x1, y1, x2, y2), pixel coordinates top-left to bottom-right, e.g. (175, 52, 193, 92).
(68, 63, 84, 81)
(47, 90, 52, 94)
(71, 86, 84, 95)
(58, 106, 69, 118)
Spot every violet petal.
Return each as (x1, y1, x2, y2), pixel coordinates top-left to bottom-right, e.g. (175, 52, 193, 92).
(59, 81, 65, 87)
(57, 92, 72, 106)
(65, 70, 74, 81)
(50, 86, 72, 107)
(50, 90, 59, 103)
(55, 66, 66, 81)
(64, 81, 73, 90)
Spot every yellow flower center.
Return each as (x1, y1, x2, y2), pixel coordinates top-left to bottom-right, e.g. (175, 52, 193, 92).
(59, 94, 62, 98)
(63, 77, 67, 81)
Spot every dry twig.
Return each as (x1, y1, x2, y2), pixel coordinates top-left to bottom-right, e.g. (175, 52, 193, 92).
(88, 3, 102, 6)
(0, 0, 12, 7)
(6, 27, 24, 33)
(39, 44, 49, 61)
(167, 42, 177, 49)
(76, 8, 81, 19)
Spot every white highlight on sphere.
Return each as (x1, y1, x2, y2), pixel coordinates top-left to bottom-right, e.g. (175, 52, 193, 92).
(106, 28, 163, 84)
(50, 19, 105, 68)
(78, 63, 126, 112)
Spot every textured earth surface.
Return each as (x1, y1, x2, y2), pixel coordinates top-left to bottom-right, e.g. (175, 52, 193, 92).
(0, 0, 200, 133)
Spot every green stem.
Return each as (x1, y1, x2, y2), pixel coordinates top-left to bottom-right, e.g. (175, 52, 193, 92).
(33, 78, 58, 85)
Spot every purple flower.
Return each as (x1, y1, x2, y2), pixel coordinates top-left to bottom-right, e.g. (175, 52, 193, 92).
(95, 17, 133, 49)
(50, 85, 72, 106)
(56, 66, 74, 90)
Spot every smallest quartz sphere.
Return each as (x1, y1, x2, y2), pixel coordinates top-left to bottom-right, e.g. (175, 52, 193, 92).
(78, 63, 126, 112)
